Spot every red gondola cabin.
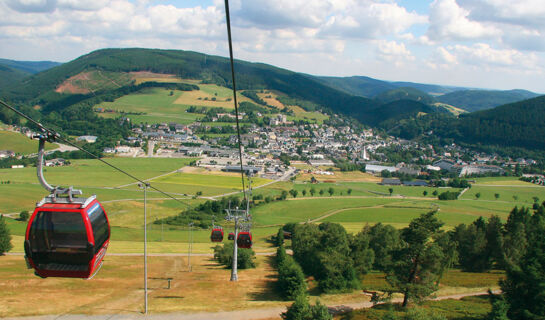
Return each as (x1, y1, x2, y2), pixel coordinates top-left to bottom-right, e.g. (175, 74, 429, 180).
(210, 227, 224, 242)
(237, 231, 252, 249)
(24, 196, 110, 279)
(228, 232, 235, 240)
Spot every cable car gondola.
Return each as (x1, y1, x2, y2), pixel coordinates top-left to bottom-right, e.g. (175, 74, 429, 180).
(237, 231, 252, 249)
(210, 226, 224, 242)
(228, 232, 235, 240)
(24, 134, 110, 279)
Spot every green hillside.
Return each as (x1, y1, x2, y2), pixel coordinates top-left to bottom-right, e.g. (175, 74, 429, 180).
(455, 95, 545, 149)
(374, 87, 436, 104)
(370, 100, 434, 127)
(0, 64, 30, 90)
(437, 89, 540, 112)
(316, 75, 396, 97)
(0, 48, 383, 126)
(391, 95, 545, 150)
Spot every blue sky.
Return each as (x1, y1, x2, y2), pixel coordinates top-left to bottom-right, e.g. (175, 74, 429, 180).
(0, 0, 543, 92)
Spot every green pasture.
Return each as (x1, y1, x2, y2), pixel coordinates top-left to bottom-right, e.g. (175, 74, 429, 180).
(284, 181, 457, 198)
(472, 176, 531, 185)
(338, 181, 459, 197)
(97, 88, 201, 124)
(0, 183, 164, 213)
(287, 111, 329, 124)
(322, 204, 478, 227)
(0, 157, 192, 188)
(123, 181, 237, 197)
(252, 198, 398, 226)
(100, 111, 199, 125)
(151, 172, 272, 190)
(0, 130, 57, 155)
(461, 185, 545, 203)
(199, 84, 236, 98)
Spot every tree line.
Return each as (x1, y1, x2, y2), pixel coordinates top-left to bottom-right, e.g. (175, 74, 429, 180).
(275, 204, 545, 318)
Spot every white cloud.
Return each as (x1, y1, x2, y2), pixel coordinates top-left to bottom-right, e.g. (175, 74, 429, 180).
(0, 0, 544, 92)
(376, 40, 415, 66)
(449, 43, 538, 68)
(427, 0, 500, 41)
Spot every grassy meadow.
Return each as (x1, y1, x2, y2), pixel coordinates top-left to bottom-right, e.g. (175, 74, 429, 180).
(0, 130, 57, 155)
(2, 159, 544, 317)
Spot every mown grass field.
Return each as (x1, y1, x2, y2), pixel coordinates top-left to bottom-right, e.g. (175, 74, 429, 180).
(0, 157, 192, 187)
(152, 172, 272, 190)
(0, 252, 503, 318)
(0, 130, 57, 155)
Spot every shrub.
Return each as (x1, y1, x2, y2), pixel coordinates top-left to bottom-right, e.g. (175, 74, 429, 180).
(213, 243, 256, 269)
(19, 210, 29, 221)
(438, 191, 460, 200)
(0, 215, 13, 255)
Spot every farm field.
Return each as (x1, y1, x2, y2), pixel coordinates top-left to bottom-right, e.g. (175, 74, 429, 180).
(173, 84, 253, 108)
(97, 88, 201, 124)
(0, 130, 57, 155)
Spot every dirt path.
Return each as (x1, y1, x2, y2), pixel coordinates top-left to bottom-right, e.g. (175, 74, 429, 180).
(4, 290, 496, 320)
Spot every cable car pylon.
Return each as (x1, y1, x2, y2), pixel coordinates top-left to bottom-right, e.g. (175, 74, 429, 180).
(224, 176, 253, 281)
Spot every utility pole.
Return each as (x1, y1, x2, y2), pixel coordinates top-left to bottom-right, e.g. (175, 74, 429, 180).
(139, 183, 150, 315)
(188, 222, 193, 272)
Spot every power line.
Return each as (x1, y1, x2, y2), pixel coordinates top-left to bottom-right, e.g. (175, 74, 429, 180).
(224, 0, 247, 195)
(0, 99, 190, 207)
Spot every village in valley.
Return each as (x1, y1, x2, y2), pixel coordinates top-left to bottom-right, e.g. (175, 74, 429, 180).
(3, 105, 541, 186)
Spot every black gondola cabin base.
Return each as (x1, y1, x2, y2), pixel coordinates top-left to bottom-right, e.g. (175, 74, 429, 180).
(24, 196, 110, 279)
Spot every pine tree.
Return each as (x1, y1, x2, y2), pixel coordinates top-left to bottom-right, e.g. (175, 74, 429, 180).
(501, 206, 545, 319)
(310, 300, 332, 320)
(0, 215, 13, 255)
(281, 294, 311, 320)
(385, 211, 448, 307)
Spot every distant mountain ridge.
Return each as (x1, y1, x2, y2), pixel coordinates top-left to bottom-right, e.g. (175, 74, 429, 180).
(0, 58, 61, 74)
(0, 48, 542, 143)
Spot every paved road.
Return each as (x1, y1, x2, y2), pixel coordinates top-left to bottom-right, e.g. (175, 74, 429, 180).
(4, 290, 496, 320)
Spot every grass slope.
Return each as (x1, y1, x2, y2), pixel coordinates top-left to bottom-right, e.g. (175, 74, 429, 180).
(0, 130, 57, 154)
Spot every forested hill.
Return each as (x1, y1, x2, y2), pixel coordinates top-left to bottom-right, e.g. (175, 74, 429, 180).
(0, 48, 383, 125)
(0, 64, 29, 89)
(390, 95, 545, 151)
(437, 89, 540, 112)
(455, 95, 545, 149)
(374, 87, 436, 105)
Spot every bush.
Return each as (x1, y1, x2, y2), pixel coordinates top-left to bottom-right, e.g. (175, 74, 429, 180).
(275, 227, 285, 247)
(0, 215, 13, 255)
(213, 243, 256, 269)
(19, 210, 29, 221)
(281, 294, 332, 320)
(277, 248, 307, 300)
(438, 191, 460, 200)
